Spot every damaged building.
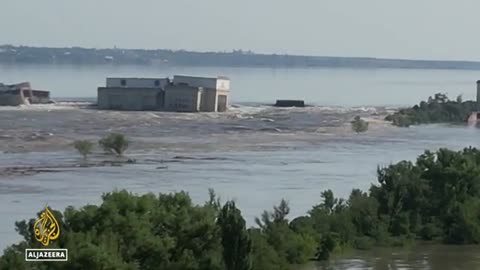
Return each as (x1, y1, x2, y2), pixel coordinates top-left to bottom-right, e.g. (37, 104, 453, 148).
(0, 82, 50, 106)
(97, 75, 230, 112)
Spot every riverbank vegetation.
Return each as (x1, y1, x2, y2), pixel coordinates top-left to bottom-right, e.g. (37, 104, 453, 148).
(386, 93, 477, 127)
(3, 147, 480, 269)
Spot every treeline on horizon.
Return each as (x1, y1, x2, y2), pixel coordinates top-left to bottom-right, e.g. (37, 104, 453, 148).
(3, 147, 480, 270)
(3, 45, 480, 69)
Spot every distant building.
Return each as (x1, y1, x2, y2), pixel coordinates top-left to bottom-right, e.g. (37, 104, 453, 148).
(0, 82, 50, 106)
(97, 75, 230, 112)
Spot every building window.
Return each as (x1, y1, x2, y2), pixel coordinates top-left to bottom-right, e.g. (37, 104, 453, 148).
(154, 80, 160, 87)
(121, 79, 126, 86)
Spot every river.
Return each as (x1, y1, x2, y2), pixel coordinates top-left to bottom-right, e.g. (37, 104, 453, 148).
(301, 244, 480, 270)
(1, 64, 480, 269)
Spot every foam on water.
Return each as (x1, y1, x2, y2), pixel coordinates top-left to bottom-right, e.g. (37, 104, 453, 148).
(0, 101, 91, 111)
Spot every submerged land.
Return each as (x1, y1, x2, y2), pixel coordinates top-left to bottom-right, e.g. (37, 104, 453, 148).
(4, 45, 480, 70)
(0, 103, 389, 177)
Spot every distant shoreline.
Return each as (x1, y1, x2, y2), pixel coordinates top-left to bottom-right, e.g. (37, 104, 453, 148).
(3, 45, 480, 70)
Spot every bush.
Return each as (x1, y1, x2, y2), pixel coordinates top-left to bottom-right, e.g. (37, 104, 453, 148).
(73, 140, 93, 160)
(352, 236, 374, 250)
(315, 233, 337, 261)
(99, 133, 129, 156)
(386, 93, 477, 127)
(351, 116, 369, 133)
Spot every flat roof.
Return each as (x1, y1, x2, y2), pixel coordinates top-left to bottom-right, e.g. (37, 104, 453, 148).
(107, 77, 169, 80)
(173, 75, 230, 80)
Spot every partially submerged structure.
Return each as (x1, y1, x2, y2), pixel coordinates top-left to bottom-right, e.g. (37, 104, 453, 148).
(274, 99, 305, 107)
(0, 82, 50, 106)
(468, 80, 480, 123)
(97, 75, 230, 112)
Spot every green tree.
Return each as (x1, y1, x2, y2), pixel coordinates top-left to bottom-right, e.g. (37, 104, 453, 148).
(1, 190, 223, 270)
(351, 116, 369, 133)
(315, 233, 336, 261)
(249, 229, 288, 270)
(255, 200, 315, 265)
(217, 201, 252, 270)
(386, 93, 477, 127)
(73, 140, 94, 160)
(4, 147, 480, 268)
(99, 133, 129, 156)
(456, 94, 463, 103)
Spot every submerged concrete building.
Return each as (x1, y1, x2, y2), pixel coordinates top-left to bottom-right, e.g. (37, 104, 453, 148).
(97, 75, 230, 112)
(468, 80, 480, 123)
(97, 78, 170, 110)
(0, 82, 50, 106)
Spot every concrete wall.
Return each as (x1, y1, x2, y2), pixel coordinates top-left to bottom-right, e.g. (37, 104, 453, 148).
(199, 88, 217, 112)
(98, 75, 230, 112)
(0, 82, 31, 91)
(173, 75, 218, 89)
(164, 85, 201, 112)
(106, 78, 169, 88)
(0, 91, 23, 106)
(216, 78, 230, 91)
(97, 87, 163, 110)
(26, 90, 50, 104)
(0, 89, 50, 106)
(173, 76, 230, 112)
(217, 89, 229, 112)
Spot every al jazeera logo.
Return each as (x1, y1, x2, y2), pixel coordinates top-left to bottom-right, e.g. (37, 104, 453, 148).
(25, 206, 68, 262)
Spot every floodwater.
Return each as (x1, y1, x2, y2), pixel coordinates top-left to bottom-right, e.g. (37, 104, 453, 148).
(1, 64, 480, 269)
(302, 244, 480, 270)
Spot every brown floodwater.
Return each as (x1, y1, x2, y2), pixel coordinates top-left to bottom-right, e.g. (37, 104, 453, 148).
(300, 244, 480, 270)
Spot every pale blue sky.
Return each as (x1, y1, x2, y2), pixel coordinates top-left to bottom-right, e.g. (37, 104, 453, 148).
(1, 0, 479, 60)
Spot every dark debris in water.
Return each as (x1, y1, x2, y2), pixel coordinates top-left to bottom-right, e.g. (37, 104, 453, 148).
(0, 158, 138, 177)
(0, 166, 66, 177)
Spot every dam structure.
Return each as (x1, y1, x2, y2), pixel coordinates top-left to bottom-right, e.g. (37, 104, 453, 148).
(97, 75, 230, 112)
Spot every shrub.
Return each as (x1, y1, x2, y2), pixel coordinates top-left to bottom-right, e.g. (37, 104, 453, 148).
(73, 140, 93, 160)
(386, 93, 477, 127)
(352, 236, 374, 250)
(99, 133, 129, 156)
(351, 116, 369, 133)
(315, 233, 337, 261)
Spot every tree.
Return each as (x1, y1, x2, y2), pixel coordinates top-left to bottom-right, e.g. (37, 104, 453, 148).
(315, 233, 336, 261)
(73, 140, 93, 160)
(351, 116, 368, 133)
(4, 147, 480, 268)
(217, 201, 252, 270)
(99, 133, 129, 156)
(385, 93, 477, 127)
(434, 93, 449, 103)
(456, 94, 463, 103)
(0, 190, 223, 270)
(249, 229, 288, 270)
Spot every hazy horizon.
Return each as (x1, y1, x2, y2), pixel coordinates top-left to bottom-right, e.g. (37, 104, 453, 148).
(5, 43, 480, 63)
(2, 1, 480, 61)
